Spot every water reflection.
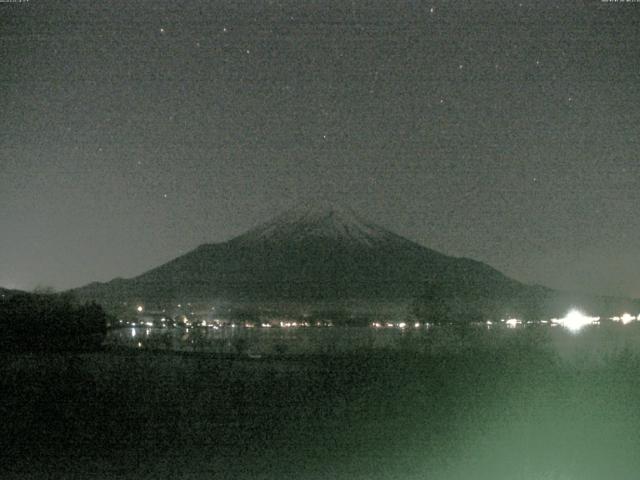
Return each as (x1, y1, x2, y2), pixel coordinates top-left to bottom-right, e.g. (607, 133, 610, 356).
(110, 324, 422, 356)
(107, 320, 640, 359)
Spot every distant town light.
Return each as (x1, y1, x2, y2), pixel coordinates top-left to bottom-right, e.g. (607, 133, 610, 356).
(136, 305, 143, 313)
(620, 313, 635, 325)
(555, 309, 599, 333)
(505, 318, 521, 328)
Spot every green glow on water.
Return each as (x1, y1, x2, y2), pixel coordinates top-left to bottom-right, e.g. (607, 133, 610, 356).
(4, 325, 640, 479)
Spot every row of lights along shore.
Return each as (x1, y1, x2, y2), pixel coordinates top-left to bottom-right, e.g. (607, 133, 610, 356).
(132, 305, 639, 334)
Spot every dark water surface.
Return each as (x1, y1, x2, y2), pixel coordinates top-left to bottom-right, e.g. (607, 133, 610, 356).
(3, 326, 640, 479)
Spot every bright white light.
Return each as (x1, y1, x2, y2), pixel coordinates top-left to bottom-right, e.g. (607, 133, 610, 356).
(136, 305, 143, 313)
(398, 322, 407, 329)
(505, 318, 520, 328)
(414, 322, 421, 328)
(555, 309, 599, 333)
(620, 313, 635, 325)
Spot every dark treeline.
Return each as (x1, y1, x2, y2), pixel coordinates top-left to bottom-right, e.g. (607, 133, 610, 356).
(0, 291, 108, 352)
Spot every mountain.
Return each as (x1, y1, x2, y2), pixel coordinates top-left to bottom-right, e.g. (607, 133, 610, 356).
(74, 203, 515, 301)
(72, 203, 639, 319)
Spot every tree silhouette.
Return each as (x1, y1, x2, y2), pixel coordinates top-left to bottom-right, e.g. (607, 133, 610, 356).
(0, 291, 107, 351)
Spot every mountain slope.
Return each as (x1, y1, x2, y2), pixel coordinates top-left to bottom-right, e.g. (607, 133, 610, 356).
(0, 287, 23, 299)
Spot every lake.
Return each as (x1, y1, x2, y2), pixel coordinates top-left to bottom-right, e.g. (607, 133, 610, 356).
(5, 323, 640, 479)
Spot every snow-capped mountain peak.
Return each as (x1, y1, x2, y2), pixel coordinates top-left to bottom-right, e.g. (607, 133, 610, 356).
(231, 202, 404, 247)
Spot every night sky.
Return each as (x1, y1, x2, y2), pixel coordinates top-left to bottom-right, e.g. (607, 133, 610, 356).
(2, 0, 640, 297)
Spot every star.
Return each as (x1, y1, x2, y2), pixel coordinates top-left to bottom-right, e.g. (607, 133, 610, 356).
(159, 27, 165, 34)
